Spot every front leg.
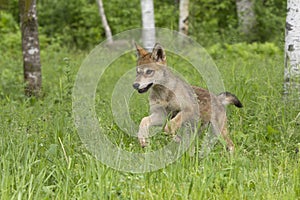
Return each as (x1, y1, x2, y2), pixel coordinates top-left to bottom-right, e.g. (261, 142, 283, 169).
(138, 111, 166, 147)
(138, 116, 151, 147)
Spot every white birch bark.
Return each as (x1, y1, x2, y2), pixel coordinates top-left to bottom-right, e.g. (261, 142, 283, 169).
(284, 0, 300, 99)
(141, 0, 155, 50)
(96, 0, 113, 43)
(236, 0, 256, 37)
(179, 0, 189, 35)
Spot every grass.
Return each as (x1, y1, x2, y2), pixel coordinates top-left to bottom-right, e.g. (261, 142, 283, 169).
(0, 43, 299, 199)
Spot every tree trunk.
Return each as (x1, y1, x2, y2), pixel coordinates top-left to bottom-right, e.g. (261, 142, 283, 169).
(96, 0, 113, 44)
(284, 0, 300, 99)
(236, 0, 256, 38)
(179, 0, 189, 35)
(141, 0, 155, 50)
(19, 0, 42, 97)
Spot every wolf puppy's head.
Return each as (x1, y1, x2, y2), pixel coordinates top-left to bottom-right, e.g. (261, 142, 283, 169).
(132, 43, 167, 93)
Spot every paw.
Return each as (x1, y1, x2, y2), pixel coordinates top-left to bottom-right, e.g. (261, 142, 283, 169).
(173, 135, 181, 143)
(139, 137, 147, 148)
(164, 124, 171, 133)
(164, 123, 175, 134)
(164, 120, 180, 135)
(226, 145, 234, 153)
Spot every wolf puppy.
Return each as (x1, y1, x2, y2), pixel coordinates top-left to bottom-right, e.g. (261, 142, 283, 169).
(133, 43, 242, 152)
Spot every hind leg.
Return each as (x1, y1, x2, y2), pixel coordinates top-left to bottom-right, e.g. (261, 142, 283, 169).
(220, 125, 234, 152)
(211, 116, 234, 152)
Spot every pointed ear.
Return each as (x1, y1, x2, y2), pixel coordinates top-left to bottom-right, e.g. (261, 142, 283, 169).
(151, 43, 166, 63)
(135, 42, 148, 58)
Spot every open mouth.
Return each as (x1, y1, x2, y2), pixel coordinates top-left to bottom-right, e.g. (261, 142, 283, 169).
(138, 83, 153, 93)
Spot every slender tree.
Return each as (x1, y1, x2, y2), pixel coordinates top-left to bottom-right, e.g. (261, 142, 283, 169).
(236, 0, 256, 38)
(179, 0, 189, 35)
(284, 0, 300, 99)
(140, 0, 155, 50)
(19, 0, 42, 96)
(96, 0, 113, 44)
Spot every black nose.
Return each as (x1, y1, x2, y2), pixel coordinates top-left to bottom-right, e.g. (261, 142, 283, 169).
(132, 83, 140, 90)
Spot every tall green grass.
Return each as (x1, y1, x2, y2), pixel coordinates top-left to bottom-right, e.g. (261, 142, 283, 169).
(0, 43, 299, 199)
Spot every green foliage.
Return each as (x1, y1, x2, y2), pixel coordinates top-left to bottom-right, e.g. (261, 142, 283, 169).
(208, 42, 282, 60)
(189, 0, 240, 45)
(103, 0, 141, 34)
(0, 11, 21, 52)
(2, 0, 287, 49)
(255, 0, 287, 45)
(0, 11, 18, 34)
(189, 0, 286, 46)
(37, 0, 103, 49)
(154, 0, 179, 30)
(0, 52, 24, 99)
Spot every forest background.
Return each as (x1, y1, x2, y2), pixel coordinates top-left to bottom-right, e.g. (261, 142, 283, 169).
(1, 0, 299, 199)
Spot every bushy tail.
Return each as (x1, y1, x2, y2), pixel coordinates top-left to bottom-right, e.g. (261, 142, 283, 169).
(218, 92, 243, 108)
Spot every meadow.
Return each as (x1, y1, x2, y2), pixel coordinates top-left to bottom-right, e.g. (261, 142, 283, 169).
(0, 42, 299, 199)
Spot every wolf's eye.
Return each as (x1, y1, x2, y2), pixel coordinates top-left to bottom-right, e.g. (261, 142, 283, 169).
(146, 70, 153, 75)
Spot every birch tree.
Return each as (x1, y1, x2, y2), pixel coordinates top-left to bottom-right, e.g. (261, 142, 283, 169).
(179, 0, 189, 35)
(96, 0, 113, 44)
(19, 0, 42, 96)
(236, 0, 256, 38)
(141, 0, 155, 50)
(284, 0, 300, 99)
